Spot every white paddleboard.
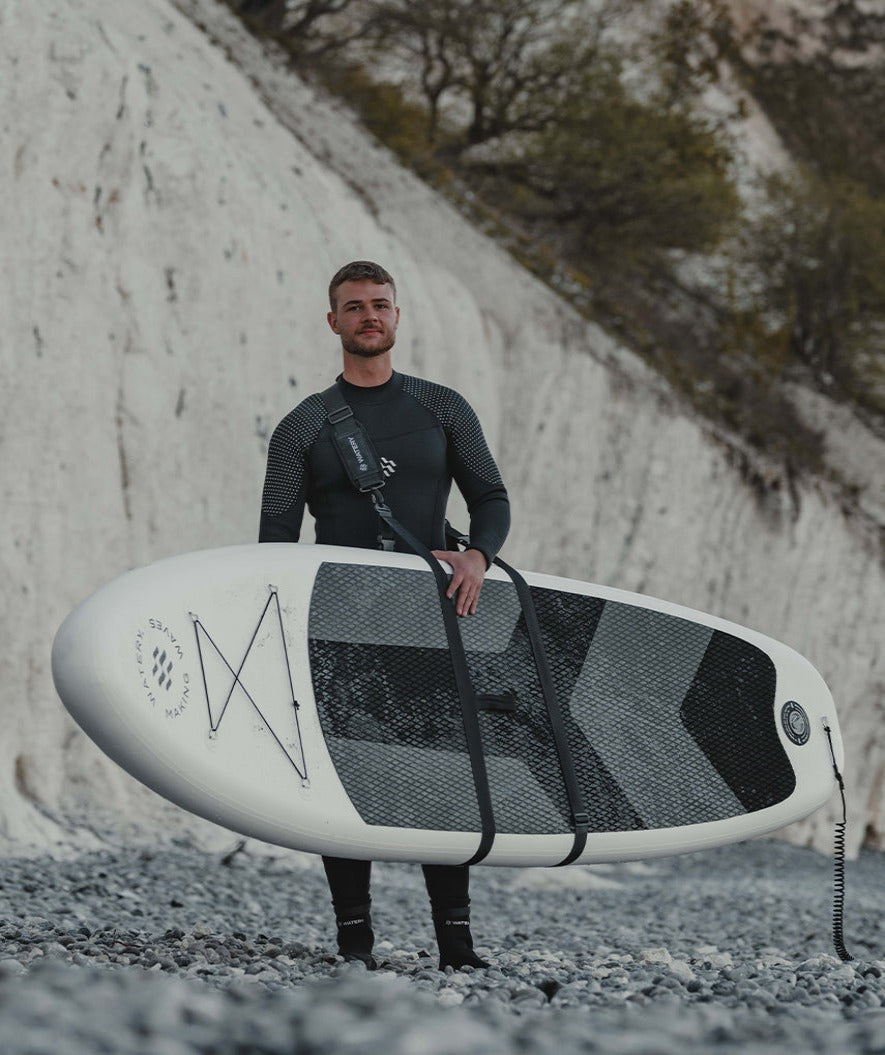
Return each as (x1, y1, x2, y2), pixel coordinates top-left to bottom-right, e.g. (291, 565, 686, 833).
(51, 544, 843, 866)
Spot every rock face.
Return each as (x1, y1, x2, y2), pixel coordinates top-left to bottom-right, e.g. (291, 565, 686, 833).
(2, 0, 882, 855)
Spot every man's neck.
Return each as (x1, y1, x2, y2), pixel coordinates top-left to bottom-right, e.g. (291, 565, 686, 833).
(341, 353, 394, 388)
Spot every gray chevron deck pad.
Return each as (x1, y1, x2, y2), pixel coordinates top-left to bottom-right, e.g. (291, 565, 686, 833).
(308, 563, 795, 834)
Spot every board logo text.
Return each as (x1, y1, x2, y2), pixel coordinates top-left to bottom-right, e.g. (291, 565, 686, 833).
(135, 619, 191, 719)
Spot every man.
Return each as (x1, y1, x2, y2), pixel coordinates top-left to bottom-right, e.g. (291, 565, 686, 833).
(259, 260, 510, 969)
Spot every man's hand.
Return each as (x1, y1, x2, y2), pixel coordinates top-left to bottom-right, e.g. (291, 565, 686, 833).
(430, 547, 488, 617)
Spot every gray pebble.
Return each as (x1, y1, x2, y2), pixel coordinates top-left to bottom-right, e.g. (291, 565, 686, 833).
(0, 840, 882, 1054)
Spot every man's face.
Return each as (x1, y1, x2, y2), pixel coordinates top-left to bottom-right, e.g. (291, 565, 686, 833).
(327, 280, 399, 358)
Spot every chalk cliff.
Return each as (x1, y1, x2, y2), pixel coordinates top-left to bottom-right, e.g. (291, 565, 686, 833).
(2, 0, 882, 856)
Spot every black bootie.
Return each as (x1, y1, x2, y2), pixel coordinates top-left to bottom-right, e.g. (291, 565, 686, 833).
(335, 902, 376, 969)
(433, 906, 490, 970)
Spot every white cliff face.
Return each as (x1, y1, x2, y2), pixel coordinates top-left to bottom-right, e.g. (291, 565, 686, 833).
(1, 0, 882, 856)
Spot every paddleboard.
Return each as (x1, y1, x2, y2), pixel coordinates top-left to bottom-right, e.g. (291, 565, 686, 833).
(51, 544, 842, 865)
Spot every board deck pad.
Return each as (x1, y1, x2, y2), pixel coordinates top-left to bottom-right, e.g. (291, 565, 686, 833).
(308, 562, 795, 836)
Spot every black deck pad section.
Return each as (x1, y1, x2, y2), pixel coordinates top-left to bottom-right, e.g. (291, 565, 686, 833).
(308, 563, 795, 834)
(680, 632, 795, 810)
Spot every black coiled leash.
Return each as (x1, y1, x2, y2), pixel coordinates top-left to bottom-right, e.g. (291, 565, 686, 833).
(823, 723, 853, 962)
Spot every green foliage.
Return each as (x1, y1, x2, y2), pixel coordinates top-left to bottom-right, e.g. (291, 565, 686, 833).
(722, 12, 885, 420)
(477, 63, 740, 269)
(228, 0, 884, 472)
(738, 171, 885, 415)
(735, 42, 885, 195)
(227, 0, 364, 59)
(652, 0, 731, 110)
(317, 64, 444, 176)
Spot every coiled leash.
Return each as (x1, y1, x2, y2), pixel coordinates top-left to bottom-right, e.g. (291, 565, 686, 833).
(823, 723, 853, 962)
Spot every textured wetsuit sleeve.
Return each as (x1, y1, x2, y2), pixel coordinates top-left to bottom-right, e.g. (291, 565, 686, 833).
(258, 402, 318, 543)
(449, 396, 510, 566)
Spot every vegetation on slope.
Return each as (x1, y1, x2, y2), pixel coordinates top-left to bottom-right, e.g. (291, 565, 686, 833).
(227, 0, 885, 479)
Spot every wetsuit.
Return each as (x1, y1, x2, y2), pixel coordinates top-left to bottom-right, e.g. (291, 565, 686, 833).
(259, 370, 510, 921)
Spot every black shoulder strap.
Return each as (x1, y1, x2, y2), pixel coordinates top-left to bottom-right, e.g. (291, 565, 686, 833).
(318, 385, 386, 493)
(446, 522, 589, 866)
(317, 387, 496, 866)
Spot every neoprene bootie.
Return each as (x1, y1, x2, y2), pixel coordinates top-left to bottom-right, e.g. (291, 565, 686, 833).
(335, 902, 377, 969)
(433, 906, 490, 970)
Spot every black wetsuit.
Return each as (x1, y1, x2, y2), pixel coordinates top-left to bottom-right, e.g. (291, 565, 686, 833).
(258, 370, 510, 915)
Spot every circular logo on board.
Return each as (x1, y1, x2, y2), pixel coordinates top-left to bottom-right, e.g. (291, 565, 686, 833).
(781, 701, 810, 746)
(135, 619, 191, 719)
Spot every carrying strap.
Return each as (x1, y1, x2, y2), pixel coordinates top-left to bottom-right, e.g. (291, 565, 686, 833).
(318, 386, 496, 865)
(319, 384, 395, 549)
(446, 523, 590, 866)
(319, 385, 387, 493)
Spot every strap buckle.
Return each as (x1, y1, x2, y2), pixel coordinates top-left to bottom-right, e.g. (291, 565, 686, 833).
(370, 489, 396, 550)
(370, 489, 391, 516)
(445, 520, 471, 550)
(327, 404, 354, 425)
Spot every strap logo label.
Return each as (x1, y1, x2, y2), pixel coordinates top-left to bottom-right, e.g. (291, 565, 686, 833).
(348, 435, 370, 473)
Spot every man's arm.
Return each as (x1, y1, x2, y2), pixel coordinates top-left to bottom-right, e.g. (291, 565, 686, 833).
(258, 407, 315, 543)
(448, 396, 510, 566)
(433, 392, 510, 616)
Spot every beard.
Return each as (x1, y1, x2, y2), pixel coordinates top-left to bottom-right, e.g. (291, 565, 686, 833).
(340, 330, 397, 357)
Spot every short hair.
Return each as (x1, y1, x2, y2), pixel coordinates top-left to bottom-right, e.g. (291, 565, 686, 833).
(328, 260, 396, 310)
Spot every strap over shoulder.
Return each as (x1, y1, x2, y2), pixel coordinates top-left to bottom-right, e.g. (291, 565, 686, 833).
(317, 384, 386, 494)
(316, 385, 496, 863)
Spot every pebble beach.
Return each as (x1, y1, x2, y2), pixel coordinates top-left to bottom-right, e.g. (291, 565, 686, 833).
(0, 837, 882, 1054)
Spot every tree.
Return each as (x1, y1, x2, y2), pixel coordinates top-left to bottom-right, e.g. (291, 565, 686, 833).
(652, 0, 733, 113)
(465, 57, 739, 270)
(230, 0, 364, 58)
(740, 171, 885, 402)
(362, 0, 618, 149)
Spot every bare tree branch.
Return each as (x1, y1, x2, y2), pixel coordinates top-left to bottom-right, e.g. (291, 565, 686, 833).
(363, 0, 617, 148)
